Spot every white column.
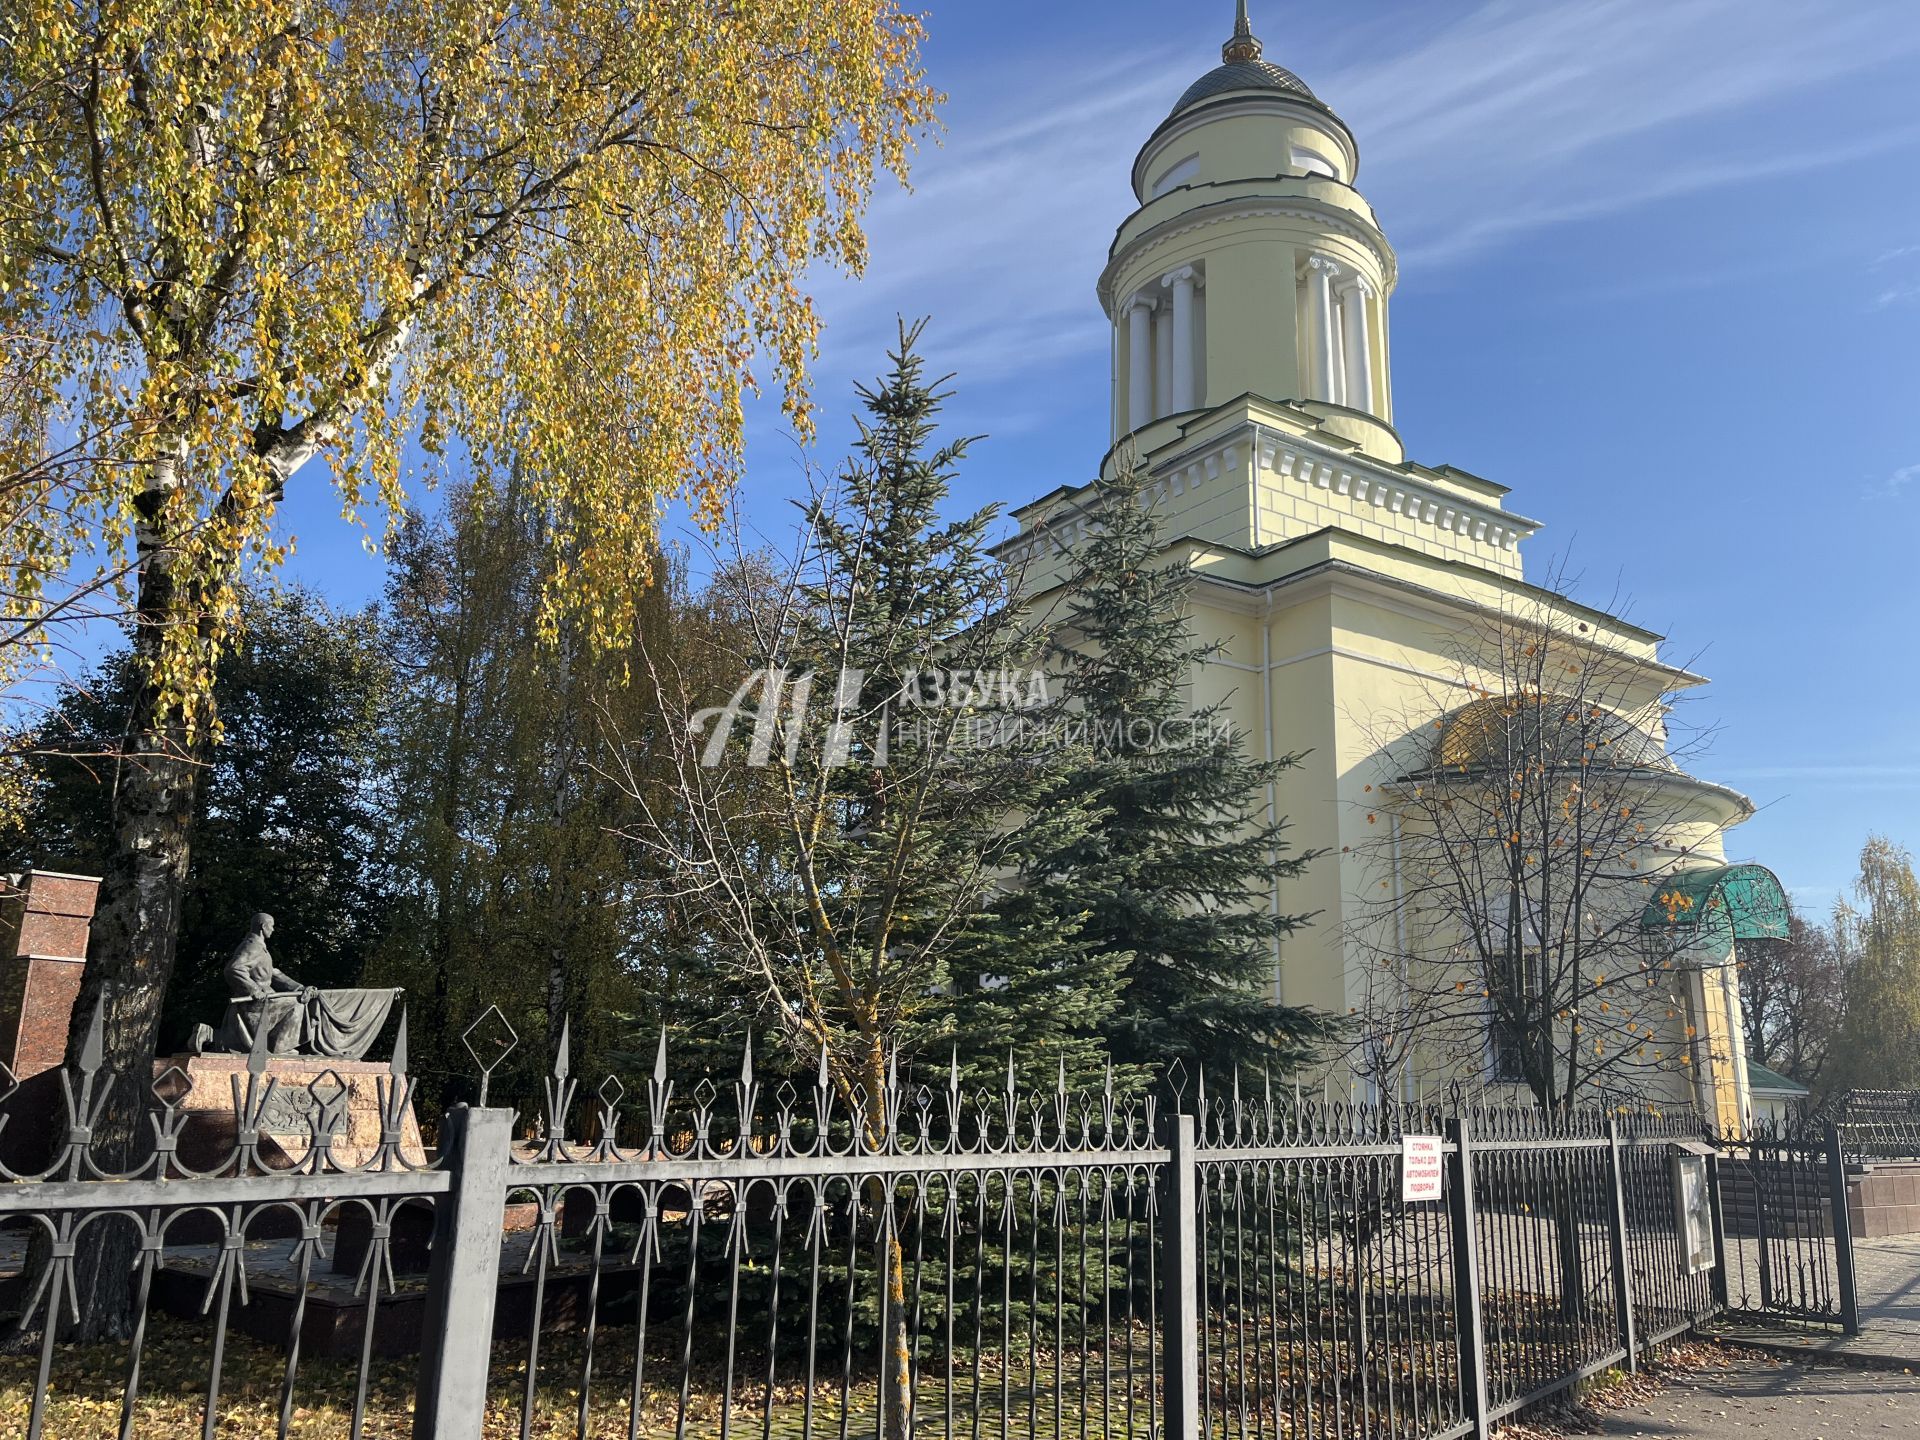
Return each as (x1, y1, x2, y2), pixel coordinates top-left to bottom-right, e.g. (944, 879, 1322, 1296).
(1125, 296, 1155, 430)
(1154, 308, 1173, 415)
(1297, 255, 1344, 407)
(1340, 277, 1375, 414)
(1163, 265, 1199, 412)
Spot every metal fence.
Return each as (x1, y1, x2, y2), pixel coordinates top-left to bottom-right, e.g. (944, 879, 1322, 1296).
(1714, 1127, 1859, 1333)
(1177, 1083, 1722, 1440)
(0, 1003, 1858, 1440)
(1824, 1090, 1920, 1163)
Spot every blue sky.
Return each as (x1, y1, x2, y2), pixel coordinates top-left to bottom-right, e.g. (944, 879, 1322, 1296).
(275, 0, 1920, 914)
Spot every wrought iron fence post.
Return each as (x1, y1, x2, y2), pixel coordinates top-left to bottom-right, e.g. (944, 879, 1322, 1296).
(1825, 1123, 1861, 1336)
(1603, 1118, 1638, 1372)
(1705, 1149, 1730, 1312)
(1755, 1141, 1775, 1312)
(414, 1105, 515, 1440)
(1446, 1115, 1489, 1440)
(1163, 1111, 1202, 1440)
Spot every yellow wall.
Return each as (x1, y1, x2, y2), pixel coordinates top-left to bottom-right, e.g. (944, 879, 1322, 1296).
(1003, 45, 1758, 1122)
(1105, 94, 1395, 438)
(1188, 568, 1750, 1110)
(1108, 219, 1390, 437)
(1134, 110, 1359, 195)
(1008, 493, 1754, 1117)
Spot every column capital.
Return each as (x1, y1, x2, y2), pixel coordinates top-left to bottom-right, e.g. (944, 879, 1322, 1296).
(1305, 254, 1343, 278)
(1161, 264, 1201, 289)
(1124, 292, 1159, 315)
(1337, 274, 1375, 300)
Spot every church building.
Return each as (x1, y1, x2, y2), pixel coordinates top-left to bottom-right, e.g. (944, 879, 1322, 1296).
(1000, 5, 1789, 1128)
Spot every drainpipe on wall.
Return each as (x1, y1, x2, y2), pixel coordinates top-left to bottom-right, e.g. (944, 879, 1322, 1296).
(1260, 590, 1284, 1008)
(1390, 810, 1410, 1103)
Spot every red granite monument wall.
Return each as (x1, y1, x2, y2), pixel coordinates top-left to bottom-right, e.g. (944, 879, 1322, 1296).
(0, 869, 100, 1079)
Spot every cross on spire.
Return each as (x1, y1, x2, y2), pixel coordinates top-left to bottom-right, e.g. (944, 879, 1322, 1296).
(1224, 0, 1265, 64)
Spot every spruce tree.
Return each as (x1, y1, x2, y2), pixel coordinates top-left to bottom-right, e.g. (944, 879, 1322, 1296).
(623, 320, 1119, 1101)
(1042, 460, 1328, 1077)
(946, 758, 1129, 1091)
(799, 323, 1110, 1091)
(620, 322, 1121, 1440)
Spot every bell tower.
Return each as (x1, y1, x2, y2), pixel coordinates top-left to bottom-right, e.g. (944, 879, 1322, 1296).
(1009, 0, 1540, 587)
(1100, 2, 1397, 459)
(1002, 4, 1777, 1128)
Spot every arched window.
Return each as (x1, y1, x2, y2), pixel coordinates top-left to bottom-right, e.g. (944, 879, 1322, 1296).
(1150, 153, 1199, 198)
(1290, 144, 1337, 180)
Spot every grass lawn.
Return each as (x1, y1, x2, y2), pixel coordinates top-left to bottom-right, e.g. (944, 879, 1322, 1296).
(0, 1314, 1163, 1439)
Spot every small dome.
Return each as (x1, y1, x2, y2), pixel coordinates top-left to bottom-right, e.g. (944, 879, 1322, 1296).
(1172, 58, 1320, 117)
(1433, 695, 1676, 775)
(1168, 3, 1336, 123)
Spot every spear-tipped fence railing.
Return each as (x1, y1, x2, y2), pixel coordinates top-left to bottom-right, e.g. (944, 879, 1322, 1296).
(1712, 1118, 1860, 1335)
(1818, 1090, 1920, 1164)
(0, 1001, 1859, 1440)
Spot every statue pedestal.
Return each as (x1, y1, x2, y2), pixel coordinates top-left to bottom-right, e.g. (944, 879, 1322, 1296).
(156, 1054, 428, 1171)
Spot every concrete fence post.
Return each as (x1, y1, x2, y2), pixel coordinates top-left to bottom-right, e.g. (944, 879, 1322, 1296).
(414, 1105, 515, 1439)
(1163, 1112, 1202, 1440)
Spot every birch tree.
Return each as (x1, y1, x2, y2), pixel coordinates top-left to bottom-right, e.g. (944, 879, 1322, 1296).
(0, 0, 936, 1236)
(1826, 837, 1920, 1096)
(0, 314, 140, 832)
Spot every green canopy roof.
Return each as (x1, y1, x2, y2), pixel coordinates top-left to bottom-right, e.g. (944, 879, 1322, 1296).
(1743, 1058, 1809, 1097)
(1641, 863, 1790, 941)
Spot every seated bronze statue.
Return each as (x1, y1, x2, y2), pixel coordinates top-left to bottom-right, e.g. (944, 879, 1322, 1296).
(192, 913, 401, 1062)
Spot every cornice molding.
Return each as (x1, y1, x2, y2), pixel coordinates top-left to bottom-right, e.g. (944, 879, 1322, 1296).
(1186, 557, 1693, 681)
(1132, 93, 1360, 195)
(1004, 527, 1687, 681)
(1001, 415, 1538, 570)
(1384, 764, 1756, 826)
(999, 441, 1243, 562)
(1101, 194, 1397, 312)
(1249, 421, 1539, 554)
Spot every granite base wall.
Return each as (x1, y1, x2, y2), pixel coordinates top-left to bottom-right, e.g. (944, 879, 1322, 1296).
(1849, 1162, 1920, 1238)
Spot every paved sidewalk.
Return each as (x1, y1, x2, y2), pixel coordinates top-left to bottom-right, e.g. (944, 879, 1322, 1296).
(1855, 1234, 1920, 1347)
(1707, 1232, 1920, 1369)
(1589, 1353, 1920, 1439)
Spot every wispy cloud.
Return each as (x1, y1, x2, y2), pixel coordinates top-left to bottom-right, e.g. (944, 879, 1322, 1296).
(805, 0, 1920, 389)
(1784, 883, 1843, 914)
(1868, 240, 1920, 307)
(1330, 0, 1920, 264)
(804, 48, 1168, 389)
(1719, 761, 1920, 789)
(1868, 463, 1920, 501)
(1556, 254, 1828, 307)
